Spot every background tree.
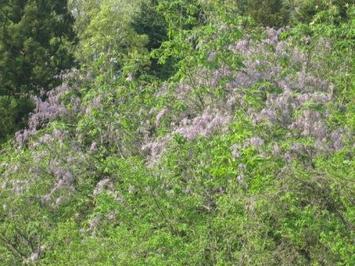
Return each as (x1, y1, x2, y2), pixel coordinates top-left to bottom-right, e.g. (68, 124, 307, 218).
(131, 0, 167, 52)
(0, 0, 76, 142)
(0, 0, 76, 96)
(72, 0, 148, 78)
(241, 0, 290, 27)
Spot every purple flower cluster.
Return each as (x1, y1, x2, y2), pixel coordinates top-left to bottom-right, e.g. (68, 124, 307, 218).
(30, 84, 69, 129)
(228, 28, 348, 156)
(228, 28, 331, 95)
(140, 28, 348, 165)
(142, 136, 171, 164)
(290, 110, 327, 140)
(93, 178, 114, 196)
(142, 110, 231, 164)
(15, 83, 71, 146)
(174, 110, 231, 140)
(246, 137, 265, 148)
(230, 137, 264, 160)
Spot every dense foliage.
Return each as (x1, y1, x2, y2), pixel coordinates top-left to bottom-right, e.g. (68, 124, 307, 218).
(0, 0, 354, 265)
(0, 0, 75, 142)
(0, 0, 76, 95)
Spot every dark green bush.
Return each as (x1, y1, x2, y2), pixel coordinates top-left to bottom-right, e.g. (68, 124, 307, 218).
(0, 96, 34, 142)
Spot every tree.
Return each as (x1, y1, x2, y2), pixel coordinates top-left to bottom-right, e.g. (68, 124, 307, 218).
(131, 0, 167, 51)
(0, 0, 76, 96)
(244, 0, 290, 27)
(0, 96, 33, 141)
(0, 0, 76, 142)
(73, 0, 148, 77)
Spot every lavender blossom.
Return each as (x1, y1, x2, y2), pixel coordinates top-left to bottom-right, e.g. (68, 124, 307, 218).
(15, 83, 72, 145)
(143, 31, 342, 166)
(290, 111, 327, 141)
(246, 137, 265, 148)
(142, 136, 171, 164)
(93, 178, 114, 196)
(174, 110, 231, 140)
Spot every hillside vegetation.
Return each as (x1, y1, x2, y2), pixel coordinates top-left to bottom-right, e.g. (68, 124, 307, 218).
(0, 0, 354, 265)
